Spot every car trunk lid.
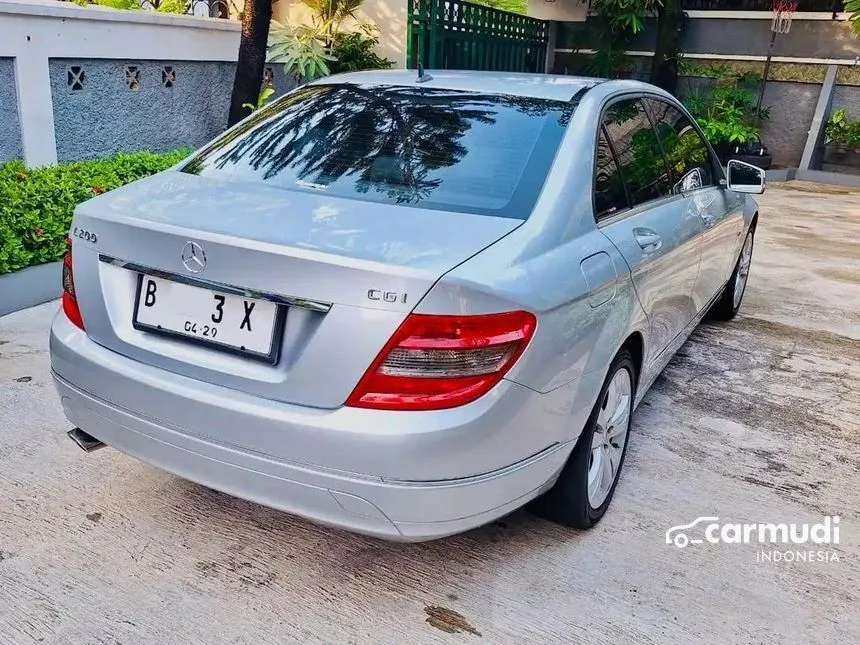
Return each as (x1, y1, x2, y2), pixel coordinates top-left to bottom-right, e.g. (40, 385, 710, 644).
(71, 171, 521, 409)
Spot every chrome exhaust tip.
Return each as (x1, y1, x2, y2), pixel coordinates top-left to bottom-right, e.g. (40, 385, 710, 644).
(67, 428, 106, 452)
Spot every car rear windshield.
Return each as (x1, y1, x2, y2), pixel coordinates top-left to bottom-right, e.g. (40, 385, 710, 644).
(182, 84, 575, 220)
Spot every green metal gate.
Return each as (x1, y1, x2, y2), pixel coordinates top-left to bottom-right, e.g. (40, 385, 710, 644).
(406, 0, 549, 73)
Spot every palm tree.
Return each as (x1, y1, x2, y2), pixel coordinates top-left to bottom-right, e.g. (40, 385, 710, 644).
(847, 0, 860, 38)
(228, 0, 274, 127)
(301, 0, 366, 45)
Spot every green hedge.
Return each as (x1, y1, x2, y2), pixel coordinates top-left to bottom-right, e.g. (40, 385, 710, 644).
(0, 149, 189, 275)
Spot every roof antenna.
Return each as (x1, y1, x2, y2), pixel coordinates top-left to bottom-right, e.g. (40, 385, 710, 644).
(416, 63, 433, 84)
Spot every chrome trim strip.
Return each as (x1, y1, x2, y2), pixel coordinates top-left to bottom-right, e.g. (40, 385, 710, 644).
(98, 254, 332, 313)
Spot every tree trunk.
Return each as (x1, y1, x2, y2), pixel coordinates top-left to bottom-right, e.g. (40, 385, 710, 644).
(227, 0, 274, 127)
(650, 0, 682, 95)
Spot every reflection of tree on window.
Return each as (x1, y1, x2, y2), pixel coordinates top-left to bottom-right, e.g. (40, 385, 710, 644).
(644, 99, 714, 192)
(184, 85, 575, 217)
(602, 99, 671, 208)
(594, 128, 629, 219)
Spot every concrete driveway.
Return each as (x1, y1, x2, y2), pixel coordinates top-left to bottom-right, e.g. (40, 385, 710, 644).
(1, 184, 858, 644)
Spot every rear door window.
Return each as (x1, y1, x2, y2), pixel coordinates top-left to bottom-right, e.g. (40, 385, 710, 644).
(183, 84, 576, 220)
(594, 127, 629, 219)
(601, 99, 672, 209)
(643, 98, 718, 193)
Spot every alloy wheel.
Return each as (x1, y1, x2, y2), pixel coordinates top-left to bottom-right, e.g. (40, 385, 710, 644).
(587, 367, 632, 509)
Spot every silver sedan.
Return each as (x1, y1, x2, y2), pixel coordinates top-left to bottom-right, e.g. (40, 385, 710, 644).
(51, 70, 763, 541)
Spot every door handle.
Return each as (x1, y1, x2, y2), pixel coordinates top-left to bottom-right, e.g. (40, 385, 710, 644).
(633, 228, 663, 252)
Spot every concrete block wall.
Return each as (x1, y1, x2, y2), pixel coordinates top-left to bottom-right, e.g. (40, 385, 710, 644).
(832, 85, 860, 120)
(0, 57, 23, 163)
(758, 80, 821, 168)
(48, 58, 297, 161)
(673, 16, 860, 61)
(1, 0, 244, 167)
(50, 59, 235, 161)
(555, 14, 860, 61)
(0, 0, 304, 167)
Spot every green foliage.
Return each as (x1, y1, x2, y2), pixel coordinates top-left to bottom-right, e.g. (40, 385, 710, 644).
(0, 150, 189, 275)
(269, 20, 335, 81)
(590, 0, 660, 78)
(269, 0, 391, 82)
(616, 122, 708, 193)
(824, 108, 850, 145)
(242, 87, 276, 114)
(328, 26, 394, 74)
(696, 113, 759, 146)
(824, 108, 860, 147)
(468, 0, 527, 14)
(592, 0, 656, 34)
(76, 0, 139, 8)
(624, 128, 666, 190)
(681, 90, 708, 118)
(660, 124, 709, 174)
(846, 0, 860, 38)
(301, 0, 365, 35)
(851, 123, 860, 147)
(587, 45, 629, 78)
(676, 53, 697, 78)
(72, 0, 190, 13)
(682, 67, 767, 148)
(154, 0, 189, 13)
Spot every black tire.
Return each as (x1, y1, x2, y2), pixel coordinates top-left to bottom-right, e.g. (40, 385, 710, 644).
(709, 226, 755, 321)
(529, 350, 636, 529)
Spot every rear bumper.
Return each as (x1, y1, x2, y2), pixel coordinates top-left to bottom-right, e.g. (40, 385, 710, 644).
(50, 313, 577, 541)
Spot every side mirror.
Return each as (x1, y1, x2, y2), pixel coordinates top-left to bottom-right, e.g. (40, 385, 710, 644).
(726, 159, 765, 194)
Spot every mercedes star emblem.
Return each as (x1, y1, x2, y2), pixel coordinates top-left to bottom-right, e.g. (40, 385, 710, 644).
(181, 241, 207, 274)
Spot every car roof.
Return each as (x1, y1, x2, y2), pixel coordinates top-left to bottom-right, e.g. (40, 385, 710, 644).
(311, 69, 605, 102)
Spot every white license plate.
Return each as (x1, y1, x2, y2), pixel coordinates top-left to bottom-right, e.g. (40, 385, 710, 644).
(133, 275, 282, 361)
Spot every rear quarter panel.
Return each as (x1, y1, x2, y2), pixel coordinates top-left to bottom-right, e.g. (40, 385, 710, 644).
(421, 228, 646, 392)
(417, 223, 647, 452)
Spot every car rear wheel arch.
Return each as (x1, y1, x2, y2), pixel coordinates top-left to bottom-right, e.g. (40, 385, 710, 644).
(619, 331, 644, 395)
(574, 329, 645, 424)
(528, 347, 637, 528)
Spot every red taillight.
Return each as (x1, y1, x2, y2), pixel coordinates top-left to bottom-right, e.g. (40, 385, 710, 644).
(62, 237, 84, 330)
(346, 311, 537, 411)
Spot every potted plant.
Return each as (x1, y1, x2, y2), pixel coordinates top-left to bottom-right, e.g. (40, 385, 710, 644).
(824, 108, 852, 161)
(727, 136, 772, 168)
(682, 68, 773, 169)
